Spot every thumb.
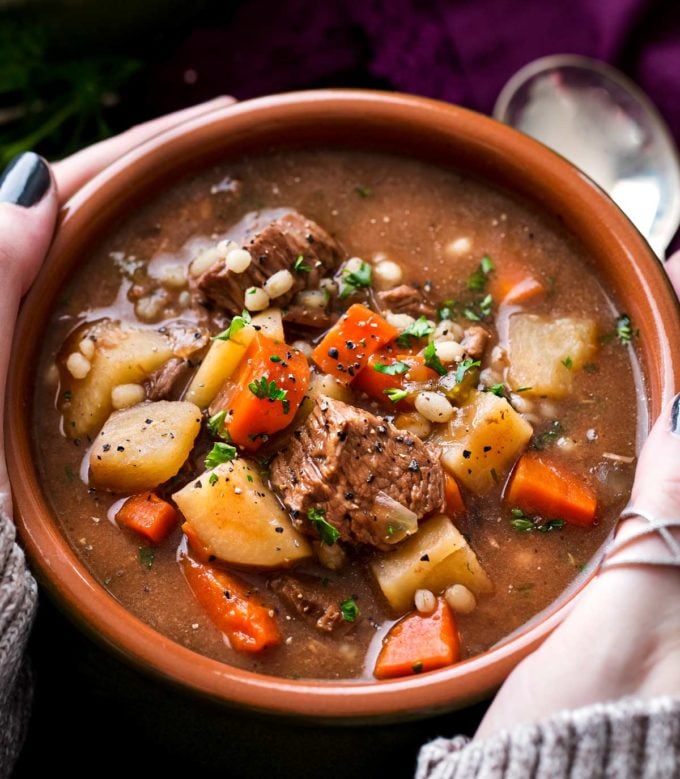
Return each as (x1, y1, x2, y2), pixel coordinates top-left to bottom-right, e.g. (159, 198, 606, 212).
(629, 394, 680, 518)
(0, 152, 59, 514)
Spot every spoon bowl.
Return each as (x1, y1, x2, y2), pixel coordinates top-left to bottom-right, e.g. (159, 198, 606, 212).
(494, 55, 680, 257)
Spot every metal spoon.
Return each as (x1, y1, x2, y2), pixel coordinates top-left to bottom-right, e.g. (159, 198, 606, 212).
(494, 54, 680, 258)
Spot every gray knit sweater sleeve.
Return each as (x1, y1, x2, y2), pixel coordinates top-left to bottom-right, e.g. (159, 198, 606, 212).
(417, 695, 680, 778)
(0, 502, 37, 778)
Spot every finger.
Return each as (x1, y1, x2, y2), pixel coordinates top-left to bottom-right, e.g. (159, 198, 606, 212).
(664, 250, 680, 299)
(0, 152, 59, 513)
(53, 96, 235, 203)
(628, 392, 680, 519)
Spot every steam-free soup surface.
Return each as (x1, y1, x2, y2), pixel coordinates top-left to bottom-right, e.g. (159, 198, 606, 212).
(34, 149, 639, 680)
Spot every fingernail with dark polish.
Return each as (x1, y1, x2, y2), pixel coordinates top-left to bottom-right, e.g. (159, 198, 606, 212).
(671, 393, 680, 436)
(0, 152, 50, 207)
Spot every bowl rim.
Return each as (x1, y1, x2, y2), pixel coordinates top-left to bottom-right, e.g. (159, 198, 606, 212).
(7, 88, 680, 721)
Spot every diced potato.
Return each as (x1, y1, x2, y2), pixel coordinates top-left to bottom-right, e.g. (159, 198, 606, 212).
(296, 372, 355, 422)
(251, 307, 284, 341)
(438, 390, 533, 494)
(371, 514, 492, 614)
(173, 459, 312, 568)
(59, 320, 174, 438)
(89, 401, 201, 492)
(507, 314, 597, 398)
(184, 308, 284, 409)
(184, 328, 251, 409)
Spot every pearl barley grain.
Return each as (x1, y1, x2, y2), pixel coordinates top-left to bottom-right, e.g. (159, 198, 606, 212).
(226, 248, 252, 273)
(374, 259, 403, 288)
(415, 589, 437, 614)
(66, 352, 91, 379)
(415, 391, 454, 423)
(264, 269, 294, 299)
(244, 286, 270, 311)
(445, 584, 476, 614)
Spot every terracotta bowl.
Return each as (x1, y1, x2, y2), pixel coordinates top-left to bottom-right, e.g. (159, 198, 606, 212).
(7, 90, 680, 722)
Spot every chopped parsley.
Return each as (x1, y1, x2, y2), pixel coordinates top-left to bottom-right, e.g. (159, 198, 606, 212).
(437, 300, 456, 321)
(515, 386, 533, 393)
(308, 507, 340, 545)
(213, 310, 252, 341)
(510, 508, 565, 533)
(396, 315, 435, 347)
(248, 376, 290, 414)
(340, 260, 372, 298)
(423, 342, 447, 376)
(204, 442, 237, 469)
(616, 313, 637, 344)
(208, 472, 219, 486)
(454, 358, 481, 384)
(466, 255, 495, 291)
(340, 597, 360, 622)
(561, 356, 573, 369)
(62, 390, 72, 401)
(354, 185, 372, 198)
(485, 383, 506, 397)
(207, 410, 230, 439)
(384, 388, 409, 403)
(294, 255, 311, 273)
(139, 547, 155, 569)
(532, 420, 564, 450)
(479, 293, 493, 317)
(373, 360, 410, 376)
(270, 355, 282, 363)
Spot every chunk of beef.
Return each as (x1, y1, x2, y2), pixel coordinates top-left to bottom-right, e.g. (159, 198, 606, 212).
(283, 303, 338, 332)
(144, 358, 190, 401)
(270, 397, 445, 550)
(195, 212, 341, 316)
(144, 323, 210, 401)
(269, 574, 344, 633)
(376, 284, 436, 319)
(460, 325, 490, 361)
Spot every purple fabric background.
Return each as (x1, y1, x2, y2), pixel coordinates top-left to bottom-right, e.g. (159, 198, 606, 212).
(145, 0, 680, 250)
(150, 0, 680, 150)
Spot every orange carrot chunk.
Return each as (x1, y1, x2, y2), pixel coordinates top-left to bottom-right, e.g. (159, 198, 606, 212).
(444, 473, 466, 517)
(214, 332, 310, 451)
(505, 453, 597, 527)
(115, 492, 178, 544)
(490, 262, 545, 305)
(352, 348, 439, 409)
(181, 522, 213, 564)
(374, 598, 460, 680)
(181, 556, 281, 653)
(312, 303, 398, 384)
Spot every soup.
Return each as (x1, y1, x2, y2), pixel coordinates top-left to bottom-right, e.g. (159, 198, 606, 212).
(34, 149, 639, 680)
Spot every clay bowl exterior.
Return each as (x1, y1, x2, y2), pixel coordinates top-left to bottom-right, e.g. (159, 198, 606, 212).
(7, 90, 680, 723)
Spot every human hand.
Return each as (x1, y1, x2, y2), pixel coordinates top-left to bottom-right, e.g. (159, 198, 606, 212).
(0, 95, 234, 778)
(0, 95, 234, 515)
(476, 251, 680, 739)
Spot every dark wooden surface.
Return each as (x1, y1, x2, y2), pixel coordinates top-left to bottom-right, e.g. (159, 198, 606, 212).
(14, 595, 488, 778)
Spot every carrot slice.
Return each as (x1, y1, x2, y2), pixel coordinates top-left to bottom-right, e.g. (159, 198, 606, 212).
(352, 347, 439, 408)
(444, 474, 466, 517)
(490, 262, 544, 305)
(182, 522, 213, 564)
(181, 556, 281, 653)
(312, 303, 398, 384)
(212, 332, 310, 451)
(374, 598, 460, 679)
(115, 492, 177, 544)
(505, 453, 597, 527)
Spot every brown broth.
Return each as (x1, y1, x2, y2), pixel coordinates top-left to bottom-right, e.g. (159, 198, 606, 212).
(34, 149, 639, 679)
